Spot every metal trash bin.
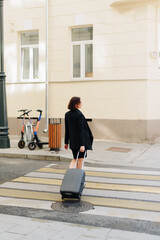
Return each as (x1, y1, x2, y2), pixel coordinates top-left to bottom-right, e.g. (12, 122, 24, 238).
(49, 118, 61, 151)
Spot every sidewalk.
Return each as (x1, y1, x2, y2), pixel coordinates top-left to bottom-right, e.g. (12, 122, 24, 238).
(0, 213, 159, 240)
(0, 135, 160, 169)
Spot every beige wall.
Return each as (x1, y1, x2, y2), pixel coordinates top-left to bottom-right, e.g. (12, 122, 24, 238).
(48, 0, 148, 83)
(48, 80, 147, 120)
(6, 83, 45, 118)
(48, 0, 149, 119)
(4, 0, 46, 119)
(4, 0, 160, 142)
(146, 3, 160, 121)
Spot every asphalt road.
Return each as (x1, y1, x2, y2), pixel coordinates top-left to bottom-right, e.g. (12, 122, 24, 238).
(0, 157, 55, 184)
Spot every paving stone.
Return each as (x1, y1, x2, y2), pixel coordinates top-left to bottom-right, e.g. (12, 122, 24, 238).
(0, 232, 24, 240)
(78, 236, 105, 240)
(0, 222, 18, 233)
(7, 223, 39, 235)
(0, 214, 33, 225)
(106, 238, 124, 240)
(18, 228, 57, 240)
(84, 228, 111, 238)
(49, 230, 82, 240)
(107, 229, 160, 240)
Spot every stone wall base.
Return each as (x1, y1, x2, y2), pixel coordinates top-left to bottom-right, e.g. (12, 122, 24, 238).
(8, 117, 160, 143)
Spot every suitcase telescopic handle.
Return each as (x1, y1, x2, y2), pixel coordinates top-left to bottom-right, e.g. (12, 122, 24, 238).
(75, 151, 87, 169)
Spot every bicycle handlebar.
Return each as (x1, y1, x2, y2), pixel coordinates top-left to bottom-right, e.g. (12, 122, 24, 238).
(18, 109, 28, 113)
(26, 110, 32, 115)
(37, 109, 42, 113)
(19, 110, 32, 118)
(18, 109, 42, 118)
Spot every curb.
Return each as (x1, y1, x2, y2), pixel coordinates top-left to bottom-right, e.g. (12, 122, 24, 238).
(0, 152, 71, 162)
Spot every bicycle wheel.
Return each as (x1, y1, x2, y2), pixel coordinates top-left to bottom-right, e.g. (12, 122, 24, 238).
(28, 141, 36, 150)
(18, 140, 25, 149)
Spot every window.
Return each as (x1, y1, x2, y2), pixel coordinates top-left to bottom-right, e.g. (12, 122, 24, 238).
(21, 31, 39, 80)
(71, 27, 93, 79)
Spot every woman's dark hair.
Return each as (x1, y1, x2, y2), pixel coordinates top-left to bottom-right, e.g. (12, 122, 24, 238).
(68, 97, 81, 110)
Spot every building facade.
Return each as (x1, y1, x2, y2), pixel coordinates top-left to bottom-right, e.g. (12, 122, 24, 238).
(4, 0, 160, 142)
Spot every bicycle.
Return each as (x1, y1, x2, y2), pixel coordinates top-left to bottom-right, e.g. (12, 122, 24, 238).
(28, 110, 48, 150)
(17, 109, 32, 149)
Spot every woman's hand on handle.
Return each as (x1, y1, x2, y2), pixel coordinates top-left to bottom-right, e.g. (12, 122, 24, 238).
(64, 144, 68, 150)
(80, 146, 85, 152)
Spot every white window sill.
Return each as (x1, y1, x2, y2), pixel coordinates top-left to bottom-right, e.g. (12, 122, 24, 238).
(110, 0, 149, 6)
(20, 79, 43, 83)
(71, 77, 94, 81)
(6, 80, 45, 84)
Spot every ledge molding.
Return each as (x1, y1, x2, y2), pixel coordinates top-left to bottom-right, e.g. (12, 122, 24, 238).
(110, 0, 153, 7)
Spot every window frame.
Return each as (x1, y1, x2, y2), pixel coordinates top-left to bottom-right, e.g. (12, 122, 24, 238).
(71, 27, 93, 80)
(20, 31, 39, 82)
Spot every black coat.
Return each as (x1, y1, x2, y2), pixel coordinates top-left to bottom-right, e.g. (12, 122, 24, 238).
(65, 109, 93, 150)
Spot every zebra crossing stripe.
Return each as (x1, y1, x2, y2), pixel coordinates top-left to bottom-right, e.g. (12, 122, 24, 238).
(0, 164, 160, 216)
(12, 177, 62, 186)
(0, 188, 160, 212)
(12, 176, 160, 194)
(0, 196, 53, 210)
(81, 206, 160, 223)
(36, 168, 160, 181)
(1, 181, 160, 202)
(26, 171, 160, 187)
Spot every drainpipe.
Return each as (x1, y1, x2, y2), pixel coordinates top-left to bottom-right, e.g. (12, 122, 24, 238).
(44, 0, 48, 133)
(155, 6, 158, 52)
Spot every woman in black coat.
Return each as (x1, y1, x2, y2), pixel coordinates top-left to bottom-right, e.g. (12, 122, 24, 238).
(64, 97, 93, 169)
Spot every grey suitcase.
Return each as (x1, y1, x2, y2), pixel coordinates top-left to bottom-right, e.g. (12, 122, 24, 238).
(60, 151, 86, 200)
